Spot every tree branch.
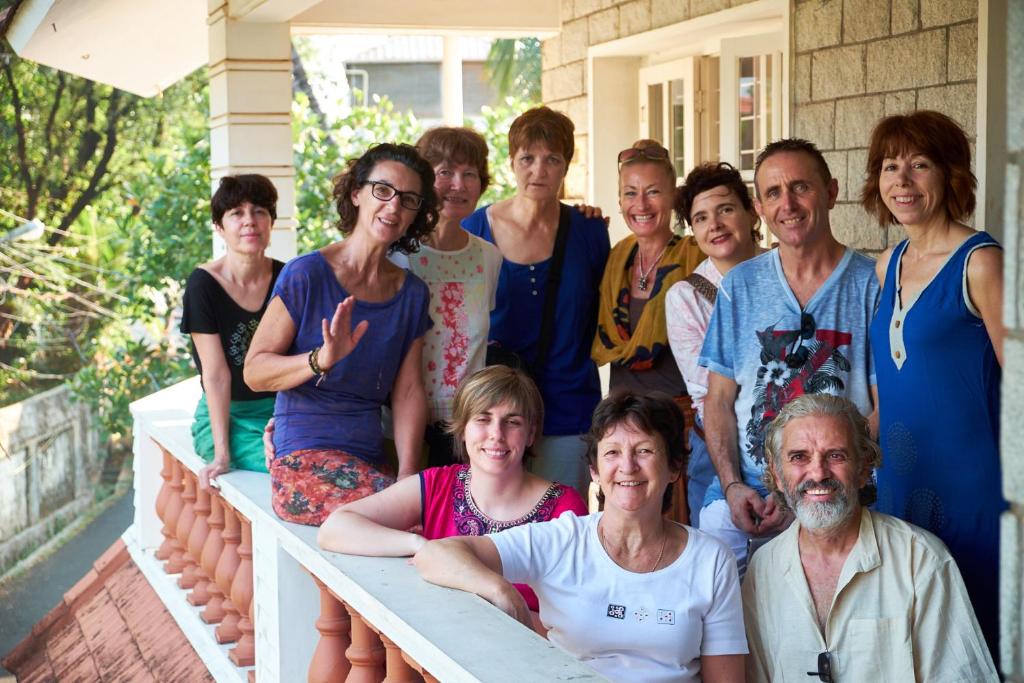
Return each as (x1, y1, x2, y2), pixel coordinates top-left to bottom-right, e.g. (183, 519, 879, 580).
(50, 89, 123, 244)
(43, 72, 66, 162)
(2, 60, 38, 217)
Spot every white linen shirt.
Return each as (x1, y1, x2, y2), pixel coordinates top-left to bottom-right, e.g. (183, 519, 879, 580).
(665, 257, 721, 421)
(742, 509, 997, 683)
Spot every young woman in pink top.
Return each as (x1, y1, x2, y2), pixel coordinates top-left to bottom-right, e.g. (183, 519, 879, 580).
(317, 365, 588, 614)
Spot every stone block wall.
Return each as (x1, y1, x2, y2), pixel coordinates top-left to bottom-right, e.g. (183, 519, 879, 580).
(793, 0, 978, 255)
(0, 385, 101, 576)
(543, 0, 978, 258)
(543, 0, 754, 199)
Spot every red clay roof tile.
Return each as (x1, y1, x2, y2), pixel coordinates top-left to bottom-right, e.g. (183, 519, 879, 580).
(3, 540, 212, 683)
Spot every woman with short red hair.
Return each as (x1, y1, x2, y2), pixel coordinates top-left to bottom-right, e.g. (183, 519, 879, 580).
(862, 109, 1004, 662)
(462, 106, 610, 500)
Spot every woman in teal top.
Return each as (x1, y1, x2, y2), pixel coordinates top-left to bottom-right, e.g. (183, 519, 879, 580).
(862, 110, 1004, 663)
(180, 174, 284, 489)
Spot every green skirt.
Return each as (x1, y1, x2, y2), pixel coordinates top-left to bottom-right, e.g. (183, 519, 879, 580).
(191, 394, 273, 473)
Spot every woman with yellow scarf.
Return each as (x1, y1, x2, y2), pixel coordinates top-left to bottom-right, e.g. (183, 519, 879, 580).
(592, 140, 704, 398)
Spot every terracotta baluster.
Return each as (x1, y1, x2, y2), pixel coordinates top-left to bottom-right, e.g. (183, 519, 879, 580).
(345, 605, 385, 682)
(163, 460, 187, 574)
(154, 449, 175, 560)
(381, 634, 422, 683)
(199, 494, 227, 618)
(185, 485, 213, 603)
(308, 577, 351, 683)
(175, 471, 200, 587)
(399, 653, 438, 683)
(229, 514, 255, 667)
(214, 501, 242, 643)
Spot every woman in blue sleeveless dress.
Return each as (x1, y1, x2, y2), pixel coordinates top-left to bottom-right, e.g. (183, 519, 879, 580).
(862, 111, 1005, 662)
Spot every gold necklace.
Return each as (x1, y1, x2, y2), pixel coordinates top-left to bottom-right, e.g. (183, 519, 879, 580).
(599, 520, 668, 573)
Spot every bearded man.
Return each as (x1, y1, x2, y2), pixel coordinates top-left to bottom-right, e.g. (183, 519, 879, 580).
(741, 394, 997, 683)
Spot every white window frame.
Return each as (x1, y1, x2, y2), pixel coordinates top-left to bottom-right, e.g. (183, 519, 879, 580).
(638, 58, 699, 182)
(720, 34, 784, 184)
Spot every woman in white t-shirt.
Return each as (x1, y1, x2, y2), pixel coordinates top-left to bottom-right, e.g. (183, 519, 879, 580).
(414, 392, 747, 683)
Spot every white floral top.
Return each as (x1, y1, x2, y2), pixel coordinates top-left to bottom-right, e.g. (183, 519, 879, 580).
(394, 234, 502, 422)
(665, 258, 722, 421)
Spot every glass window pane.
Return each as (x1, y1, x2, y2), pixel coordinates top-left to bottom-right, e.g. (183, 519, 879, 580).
(740, 119, 753, 152)
(740, 55, 754, 79)
(739, 78, 754, 116)
(670, 78, 686, 177)
(648, 84, 664, 144)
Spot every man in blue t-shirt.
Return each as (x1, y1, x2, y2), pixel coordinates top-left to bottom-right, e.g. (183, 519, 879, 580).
(698, 139, 880, 574)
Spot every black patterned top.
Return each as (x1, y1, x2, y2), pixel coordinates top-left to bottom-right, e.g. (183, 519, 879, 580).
(180, 260, 284, 401)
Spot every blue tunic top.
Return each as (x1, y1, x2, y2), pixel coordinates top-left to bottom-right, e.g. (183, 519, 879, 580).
(463, 204, 610, 435)
(870, 230, 1003, 654)
(270, 251, 431, 465)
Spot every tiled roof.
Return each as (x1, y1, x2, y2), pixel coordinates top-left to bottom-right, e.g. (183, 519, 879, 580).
(2, 539, 213, 682)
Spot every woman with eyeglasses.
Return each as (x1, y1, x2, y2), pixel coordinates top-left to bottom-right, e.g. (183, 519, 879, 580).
(463, 106, 610, 500)
(245, 143, 436, 525)
(592, 140, 704, 397)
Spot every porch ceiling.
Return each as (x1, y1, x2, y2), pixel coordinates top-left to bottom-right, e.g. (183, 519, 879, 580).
(4, 0, 560, 99)
(6, 0, 208, 98)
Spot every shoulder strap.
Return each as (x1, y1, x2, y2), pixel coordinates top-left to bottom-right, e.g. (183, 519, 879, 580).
(684, 272, 718, 305)
(532, 204, 572, 377)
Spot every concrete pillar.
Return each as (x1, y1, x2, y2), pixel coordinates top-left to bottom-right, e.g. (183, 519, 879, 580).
(1000, 0, 1024, 679)
(207, 2, 296, 261)
(441, 35, 464, 126)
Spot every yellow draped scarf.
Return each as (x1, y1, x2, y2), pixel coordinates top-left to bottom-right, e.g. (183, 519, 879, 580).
(592, 233, 705, 369)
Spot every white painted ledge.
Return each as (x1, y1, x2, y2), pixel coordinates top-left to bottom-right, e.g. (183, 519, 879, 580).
(130, 378, 606, 682)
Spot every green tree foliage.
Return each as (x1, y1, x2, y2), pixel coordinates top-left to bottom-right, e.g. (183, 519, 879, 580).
(4, 37, 540, 444)
(292, 91, 535, 251)
(0, 32, 211, 409)
(485, 38, 541, 102)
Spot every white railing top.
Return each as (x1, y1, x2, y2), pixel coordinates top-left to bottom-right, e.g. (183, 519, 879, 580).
(130, 377, 605, 682)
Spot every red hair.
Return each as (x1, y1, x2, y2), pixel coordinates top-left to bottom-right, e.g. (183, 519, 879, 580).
(860, 110, 976, 226)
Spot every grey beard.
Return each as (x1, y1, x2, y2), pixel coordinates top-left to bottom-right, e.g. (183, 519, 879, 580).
(785, 478, 856, 531)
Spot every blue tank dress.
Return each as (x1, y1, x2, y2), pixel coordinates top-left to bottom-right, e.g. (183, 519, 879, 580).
(870, 231, 1003, 658)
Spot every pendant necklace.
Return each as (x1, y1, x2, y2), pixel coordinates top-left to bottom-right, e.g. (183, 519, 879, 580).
(636, 243, 668, 292)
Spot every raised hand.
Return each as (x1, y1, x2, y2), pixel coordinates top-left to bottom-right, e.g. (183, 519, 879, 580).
(316, 296, 370, 372)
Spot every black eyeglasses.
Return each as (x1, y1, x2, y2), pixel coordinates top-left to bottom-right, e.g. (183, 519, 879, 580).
(617, 144, 670, 166)
(365, 180, 424, 210)
(807, 651, 832, 682)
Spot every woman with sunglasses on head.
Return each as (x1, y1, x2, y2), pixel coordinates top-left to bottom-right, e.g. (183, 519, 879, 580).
(664, 162, 764, 526)
(592, 140, 704, 399)
(245, 143, 436, 525)
(463, 106, 610, 500)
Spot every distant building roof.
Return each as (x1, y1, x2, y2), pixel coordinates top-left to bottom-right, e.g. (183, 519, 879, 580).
(2, 539, 213, 682)
(341, 35, 492, 64)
